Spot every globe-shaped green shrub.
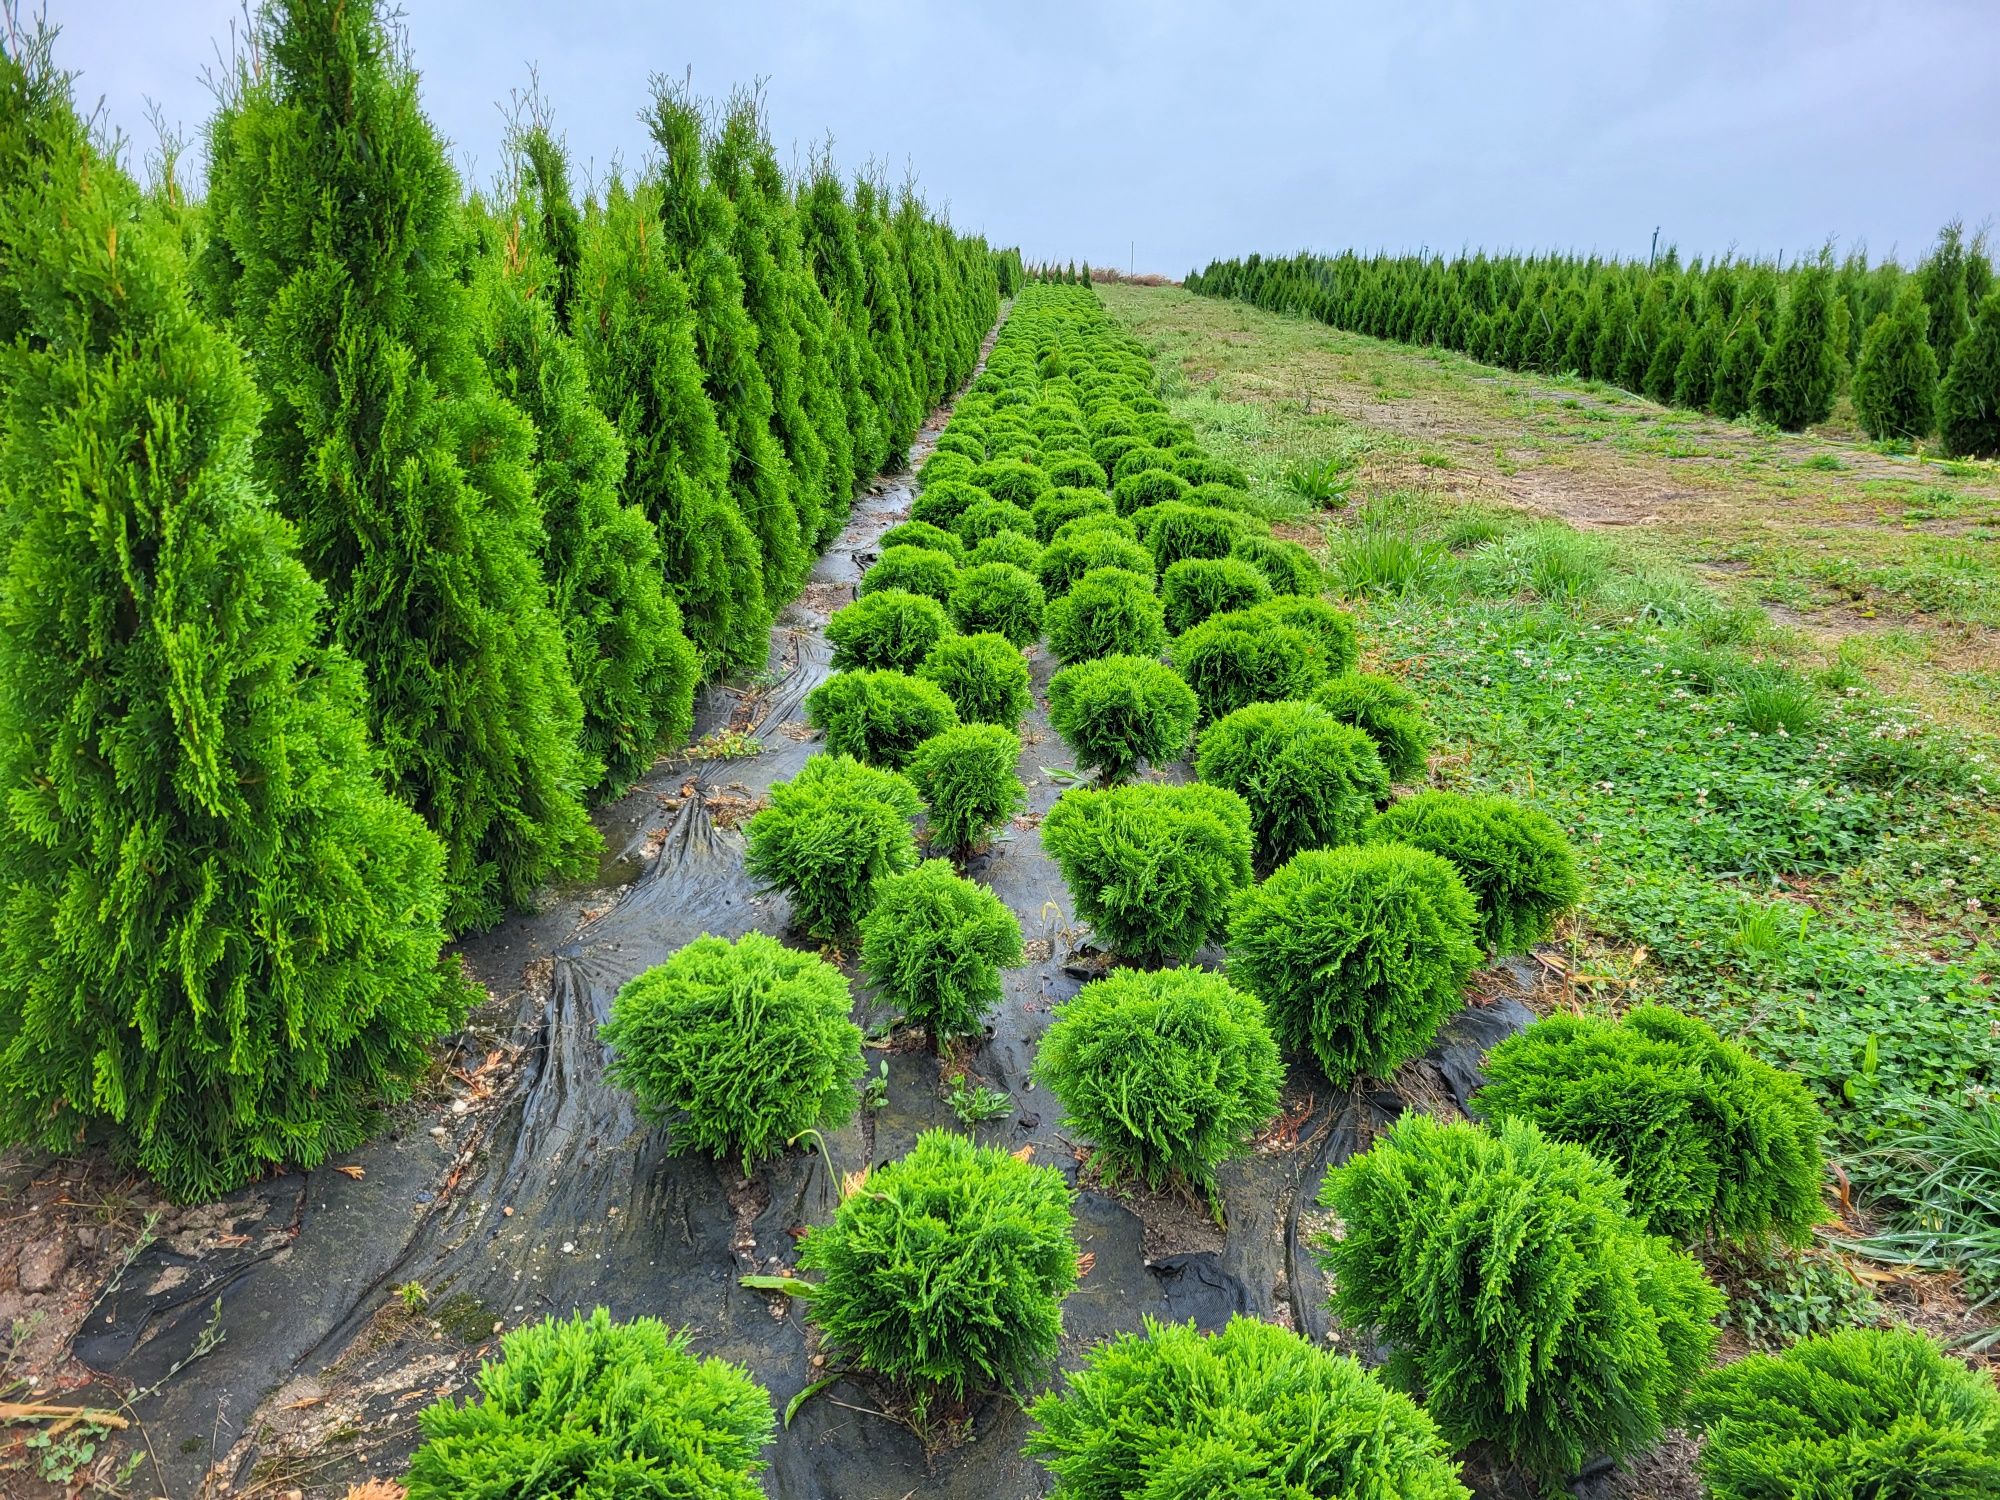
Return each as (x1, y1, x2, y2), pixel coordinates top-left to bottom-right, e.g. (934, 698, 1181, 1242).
(907, 722, 1027, 855)
(1036, 967, 1282, 1194)
(1032, 487, 1116, 542)
(1478, 1005, 1827, 1246)
(1134, 502, 1251, 570)
(1320, 1114, 1723, 1489)
(970, 457, 1056, 510)
(1251, 596, 1359, 674)
(947, 561, 1045, 647)
(916, 449, 977, 489)
(1186, 481, 1259, 515)
(1231, 533, 1322, 596)
(878, 519, 965, 561)
(1313, 671, 1433, 782)
(1051, 511, 1139, 544)
(862, 543, 960, 602)
(1171, 611, 1327, 722)
(1112, 447, 1185, 487)
(956, 497, 1039, 549)
(1047, 655, 1200, 783)
(600, 932, 863, 1170)
(805, 669, 960, 769)
(1044, 566, 1167, 665)
(1160, 555, 1274, 634)
(1112, 468, 1196, 516)
(743, 755, 920, 938)
(859, 858, 1022, 1042)
(966, 528, 1042, 572)
(910, 476, 988, 530)
(1196, 701, 1391, 870)
(826, 589, 953, 672)
(1092, 432, 1145, 475)
(797, 1130, 1078, 1420)
(1043, 452, 1108, 490)
(916, 632, 1032, 730)
(1026, 1315, 1469, 1500)
(406, 1309, 774, 1500)
(1169, 451, 1249, 489)
(1363, 790, 1581, 954)
(1042, 782, 1253, 961)
(1228, 843, 1480, 1084)
(932, 430, 987, 463)
(1038, 528, 1157, 597)
(1687, 1328, 2000, 1500)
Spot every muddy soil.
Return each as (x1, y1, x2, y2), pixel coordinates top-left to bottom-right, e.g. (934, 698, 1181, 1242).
(4, 324, 1566, 1500)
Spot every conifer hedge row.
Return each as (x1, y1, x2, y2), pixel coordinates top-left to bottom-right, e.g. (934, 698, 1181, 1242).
(0, 2, 1006, 1200)
(1189, 227, 2000, 452)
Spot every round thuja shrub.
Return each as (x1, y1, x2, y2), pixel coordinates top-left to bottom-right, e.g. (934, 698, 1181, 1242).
(1041, 783, 1253, 961)
(1137, 502, 1254, 571)
(1035, 968, 1282, 1194)
(1196, 701, 1391, 870)
(932, 429, 987, 462)
(1026, 1315, 1469, 1500)
(878, 519, 965, 561)
(1092, 432, 1145, 475)
(1314, 671, 1433, 782)
(1250, 596, 1359, 674)
(1047, 655, 1200, 783)
(406, 1308, 774, 1500)
(862, 544, 959, 602)
(743, 755, 920, 939)
(1112, 467, 1194, 517)
(1188, 481, 1260, 515)
(1171, 611, 1327, 722)
(859, 859, 1023, 1043)
(907, 723, 1027, 855)
(916, 449, 976, 488)
(1044, 566, 1167, 665)
(955, 497, 1039, 549)
(1032, 486, 1115, 542)
(1160, 555, 1275, 634)
(970, 457, 1056, 510)
(1051, 511, 1138, 545)
(1687, 1327, 2000, 1500)
(916, 632, 1031, 730)
(1228, 843, 1480, 1084)
(1169, 450, 1249, 489)
(1363, 790, 1581, 954)
(1321, 1114, 1723, 1489)
(805, 669, 959, 769)
(797, 1130, 1078, 1418)
(966, 528, 1041, 572)
(601, 932, 863, 1169)
(1042, 452, 1108, 490)
(1037, 528, 1157, 597)
(947, 561, 1045, 648)
(910, 477, 988, 530)
(1477, 1005, 1827, 1246)
(826, 589, 953, 672)
(1112, 446, 1183, 486)
(1231, 533, 1322, 596)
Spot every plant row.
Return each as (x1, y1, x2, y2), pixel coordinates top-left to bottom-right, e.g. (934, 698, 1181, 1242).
(0, 5, 1012, 1201)
(1189, 228, 2000, 452)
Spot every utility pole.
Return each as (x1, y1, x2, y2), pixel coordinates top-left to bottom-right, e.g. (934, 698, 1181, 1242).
(1130, 239, 1134, 279)
(1649, 226, 1660, 268)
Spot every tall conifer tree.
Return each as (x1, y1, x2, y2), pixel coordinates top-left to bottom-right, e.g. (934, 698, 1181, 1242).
(1852, 283, 1939, 441)
(1938, 290, 2000, 459)
(0, 32, 466, 1199)
(198, 0, 598, 932)
(801, 152, 890, 481)
(1752, 256, 1842, 431)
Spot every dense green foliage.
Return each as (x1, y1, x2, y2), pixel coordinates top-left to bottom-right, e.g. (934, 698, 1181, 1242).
(1026, 1315, 1469, 1500)
(407, 1308, 774, 1499)
(1046, 655, 1200, 782)
(948, 560, 1045, 646)
(797, 1130, 1078, 1419)
(1171, 608, 1328, 721)
(1363, 790, 1581, 954)
(0, 44, 465, 1201)
(1939, 289, 2000, 458)
(805, 668, 960, 768)
(1230, 533, 1321, 596)
(1852, 282, 1940, 441)
(916, 632, 1032, 729)
(1035, 968, 1282, 1194)
(1478, 1005, 1828, 1246)
(863, 543, 961, 601)
(601, 932, 861, 1171)
(906, 723, 1027, 854)
(1312, 671, 1434, 782)
(201, 0, 600, 932)
(1038, 528, 1158, 597)
(1196, 701, 1391, 870)
(742, 755, 920, 938)
(1687, 1328, 2000, 1500)
(826, 589, 954, 672)
(859, 859, 1023, 1042)
(1751, 256, 1842, 431)
(1135, 501, 1253, 571)
(1228, 843, 1481, 1084)
(878, 519, 966, 560)
(1320, 1114, 1724, 1489)
(1042, 783, 1254, 961)
(1160, 556, 1274, 634)
(1043, 566, 1168, 664)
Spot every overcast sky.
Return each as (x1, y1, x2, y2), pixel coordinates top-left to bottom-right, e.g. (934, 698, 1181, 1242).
(42, 0, 2000, 276)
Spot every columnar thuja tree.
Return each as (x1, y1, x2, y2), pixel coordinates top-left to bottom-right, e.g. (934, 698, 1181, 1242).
(198, 0, 597, 932)
(1852, 282, 1939, 442)
(801, 150, 891, 480)
(0, 38, 465, 1200)
(854, 173, 922, 455)
(1938, 289, 2000, 459)
(476, 132, 700, 795)
(1752, 256, 1842, 431)
(647, 77, 808, 602)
